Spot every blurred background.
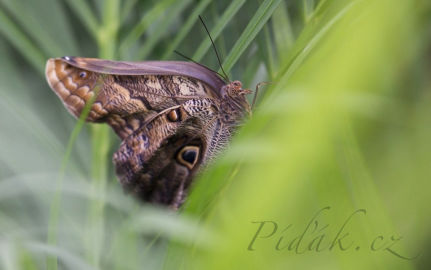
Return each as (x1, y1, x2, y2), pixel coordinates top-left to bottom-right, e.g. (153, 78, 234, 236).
(0, 0, 430, 269)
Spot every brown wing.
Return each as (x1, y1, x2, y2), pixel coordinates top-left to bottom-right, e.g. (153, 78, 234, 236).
(45, 56, 234, 208)
(45, 57, 220, 139)
(113, 105, 206, 208)
(58, 56, 226, 94)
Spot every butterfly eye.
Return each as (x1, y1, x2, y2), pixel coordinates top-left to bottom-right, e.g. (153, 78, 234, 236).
(177, 146, 200, 169)
(232, 81, 242, 88)
(79, 71, 87, 78)
(167, 108, 181, 122)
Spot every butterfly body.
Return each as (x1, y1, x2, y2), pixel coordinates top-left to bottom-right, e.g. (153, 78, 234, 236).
(45, 57, 250, 208)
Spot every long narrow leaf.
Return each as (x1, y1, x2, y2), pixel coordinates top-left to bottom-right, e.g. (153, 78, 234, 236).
(137, 0, 192, 60)
(192, 0, 246, 62)
(222, 0, 282, 73)
(161, 0, 212, 60)
(256, 25, 275, 79)
(118, 0, 177, 58)
(303, 0, 315, 23)
(0, 9, 45, 74)
(64, 0, 100, 38)
(271, 0, 295, 65)
(0, 0, 78, 56)
(120, 0, 138, 23)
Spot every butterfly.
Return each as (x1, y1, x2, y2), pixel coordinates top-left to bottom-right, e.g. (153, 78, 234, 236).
(45, 55, 253, 209)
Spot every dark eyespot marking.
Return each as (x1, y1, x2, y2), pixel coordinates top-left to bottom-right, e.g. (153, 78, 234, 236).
(79, 71, 87, 78)
(167, 108, 181, 122)
(177, 145, 200, 169)
(182, 150, 196, 164)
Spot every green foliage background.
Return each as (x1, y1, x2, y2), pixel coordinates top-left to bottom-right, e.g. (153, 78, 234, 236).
(0, 0, 430, 269)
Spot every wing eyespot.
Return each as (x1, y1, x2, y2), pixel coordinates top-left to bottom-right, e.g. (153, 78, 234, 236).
(167, 108, 182, 122)
(176, 145, 200, 169)
(79, 71, 87, 78)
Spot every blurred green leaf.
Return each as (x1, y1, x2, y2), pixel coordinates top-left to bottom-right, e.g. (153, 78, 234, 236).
(1, 0, 79, 56)
(120, 0, 138, 23)
(272, 0, 295, 66)
(137, 0, 192, 60)
(161, 0, 212, 60)
(222, 0, 283, 73)
(303, 0, 315, 22)
(119, 0, 178, 58)
(63, 0, 100, 38)
(257, 24, 275, 79)
(192, 0, 246, 62)
(0, 9, 45, 73)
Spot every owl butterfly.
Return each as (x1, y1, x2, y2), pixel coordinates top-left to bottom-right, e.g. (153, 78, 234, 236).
(45, 56, 253, 209)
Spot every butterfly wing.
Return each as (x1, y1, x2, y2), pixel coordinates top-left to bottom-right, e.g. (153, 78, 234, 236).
(45, 57, 227, 208)
(53, 56, 226, 94)
(113, 107, 208, 209)
(46, 57, 223, 137)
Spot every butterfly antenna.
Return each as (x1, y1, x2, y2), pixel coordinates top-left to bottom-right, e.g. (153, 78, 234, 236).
(198, 15, 230, 82)
(174, 50, 228, 81)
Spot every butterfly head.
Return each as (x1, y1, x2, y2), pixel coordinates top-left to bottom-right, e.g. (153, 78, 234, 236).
(224, 80, 252, 96)
(219, 80, 252, 123)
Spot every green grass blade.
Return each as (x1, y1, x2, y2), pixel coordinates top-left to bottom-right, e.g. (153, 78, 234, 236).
(64, 0, 100, 38)
(97, 0, 120, 58)
(209, 3, 228, 63)
(120, 0, 138, 23)
(303, 0, 315, 23)
(46, 98, 96, 270)
(172, 1, 421, 269)
(0, 0, 78, 56)
(192, 0, 246, 62)
(256, 24, 275, 79)
(31, 242, 97, 270)
(85, 1, 119, 268)
(118, 0, 177, 58)
(161, 0, 212, 60)
(315, 0, 329, 13)
(275, 1, 357, 84)
(242, 52, 262, 87)
(0, 9, 45, 74)
(222, 0, 283, 73)
(271, 0, 295, 66)
(137, 0, 193, 60)
(44, 0, 120, 262)
(0, 94, 66, 169)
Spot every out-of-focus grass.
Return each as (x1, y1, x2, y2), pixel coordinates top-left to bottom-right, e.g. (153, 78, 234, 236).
(0, 0, 430, 270)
